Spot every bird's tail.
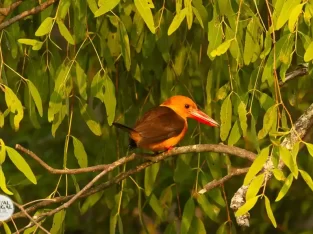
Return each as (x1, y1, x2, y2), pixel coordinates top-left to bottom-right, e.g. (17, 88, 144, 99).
(113, 122, 138, 149)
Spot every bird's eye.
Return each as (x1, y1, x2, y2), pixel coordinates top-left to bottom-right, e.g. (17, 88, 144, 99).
(185, 104, 190, 109)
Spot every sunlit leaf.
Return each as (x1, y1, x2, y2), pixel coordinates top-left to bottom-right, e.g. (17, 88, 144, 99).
(244, 146, 269, 185)
(87, 0, 98, 14)
(94, 0, 120, 17)
(27, 80, 43, 117)
(276, 0, 301, 30)
(103, 75, 116, 126)
(35, 17, 54, 36)
(192, 7, 204, 28)
(118, 21, 131, 71)
(50, 210, 66, 234)
(275, 173, 293, 201)
(57, 20, 75, 45)
(79, 102, 102, 136)
(228, 120, 241, 146)
(264, 196, 277, 227)
(0, 167, 13, 195)
(304, 42, 313, 62)
(210, 40, 232, 57)
(134, 0, 155, 33)
(258, 105, 277, 139)
(279, 145, 298, 178)
(72, 136, 88, 168)
(288, 3, 304, 32)
(0, 139, 6, 164)
(4, 86, 24, 131)
(246, 173, 265, 201)
(306, 143, 313, 156)
(272, 169, 286, 181)
(168, 8, 187, 35)
(6, 146, 37, 184)
(185, 0, 193, 29)
(235, 195, 260, 217)
(238, 101, 247, 137)
(75, 63, 87, 100)
(299, 170, 313, 192)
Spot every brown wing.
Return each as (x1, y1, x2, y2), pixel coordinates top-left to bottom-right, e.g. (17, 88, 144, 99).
(133, 106, 186, 145)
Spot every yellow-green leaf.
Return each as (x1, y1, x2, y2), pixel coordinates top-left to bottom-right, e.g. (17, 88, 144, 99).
(134, 0, 155, 34)
(258, 105, 277, 139)
(244, 146, 269, 185)
(210, 40, 232, 58)
(235, 195, 260, 217)
(4, 86, 24, 131)
(168, 8, 187, 35)
(299, 169, 313, 192)
(75, 63, 87, 100)
(35, 17, 54, 36)
(264, 196, 277, 227)
(246, 173, 265, 201)
(275, 173, 293, 201)
(220, 95, 232, 141)
(57, 20, 75, 45)
(228, 120, 241, 146)
(50, 210, 66, 234)
(103, 75, 116, 126)
(185, 0, 193, 29)
(279, 145, 298, 178)
(238, 101, 247, 136)
(0, 167, 13, 195)
(304, 42, 313, 62)
(87, 0, 98, 14)
(2, 221, 11, 234)
(94, 0, 120, 17)
(0, 139, 6, 164)
(72, 136, 88, 168)
(272, 169, 286, 181)
(276, 0, 301, 30)
(306, 143, 313, 157)
(192, 7, 204, 28)
(6, 146, 37, 184)
(79, 103, 102, 136)
(27, 80, 43, 117)
(288, 3, 304, 32)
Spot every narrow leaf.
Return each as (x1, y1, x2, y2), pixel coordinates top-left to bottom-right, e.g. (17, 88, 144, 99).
(279, 145, 298, 178)
(79, 103, 102, 136)
(0, 167, 13, 195)
(299, 169, 313, 192)
(168, 8, 187, 35)
(264, 196, 277, 227)
(35, 17, 54, 36)
(238, 101, 247, 136)
(149, 194, 163, 218)
(185, 0, 193, 29)
(181, 198, 195, 234)
(134, 0, 155, 33)
(118, 21, 131, 71)
(0, 139, 6, 164)
(50, 210, 66, 234)
(72, 136, 88, 168)
(57, 20, 75, 45)
(220, 95, 232, 141)
(275, 173, 293, 201)
(2, 221, 11, 234)
(4, 86, 24, 131)
(6, 146, 37, 184)
(75, 63, 87, 100)
(276, 0, 301, 30)
(272, 169, 286, 181)
(192, 7, 204, 28)
(246, 173, 265, 201)
(235, 196, 260, 217)
(288, 3, 304, 32)
(210, 40, 232, 57)
(244, 146, 269, 185)
(258, 105, 277, 139)
(228, 120, 241, 146)
(27, 80, 43, 117)
(94, 0, 120, 17)
(103, 75, 116, 126)
(144, 163, 160, 196)
(306, 143, 313, 157)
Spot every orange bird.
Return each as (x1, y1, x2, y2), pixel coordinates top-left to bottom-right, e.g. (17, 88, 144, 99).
(113, 95, 219, 152)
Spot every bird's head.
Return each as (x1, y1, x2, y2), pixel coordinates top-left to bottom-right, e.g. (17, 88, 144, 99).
(161, 95, 219, 127)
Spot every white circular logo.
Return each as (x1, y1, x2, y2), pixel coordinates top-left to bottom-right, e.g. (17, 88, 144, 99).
(0, 195, 14, 221)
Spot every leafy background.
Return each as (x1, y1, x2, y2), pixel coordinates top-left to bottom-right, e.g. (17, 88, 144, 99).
(1, 0, 313, 233)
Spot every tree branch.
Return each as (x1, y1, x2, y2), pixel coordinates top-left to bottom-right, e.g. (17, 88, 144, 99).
(0, 0, 58, 31)
(3, 143, 256, 230)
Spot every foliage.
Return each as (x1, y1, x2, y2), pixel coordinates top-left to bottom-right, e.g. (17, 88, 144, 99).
(0, 0, 313, 233)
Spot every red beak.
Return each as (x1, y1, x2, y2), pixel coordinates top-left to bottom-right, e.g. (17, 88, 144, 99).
(189, 109, 219, 127)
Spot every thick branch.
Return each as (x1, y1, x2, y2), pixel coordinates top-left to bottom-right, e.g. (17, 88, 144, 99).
(0, 0, 58, 31)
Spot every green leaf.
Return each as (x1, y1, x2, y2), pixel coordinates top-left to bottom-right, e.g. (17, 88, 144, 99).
(134, 0, 155, 34)
(181, 197, 195, 234)
(80, 191, 104, 215)
(299, 170, 313, 192)
(79, 102, 102, 136)
(2, 221, 11, 234)
(264, 196, 277, 227)
(185, 0, 193, 29)
(35, 17, 54, 36)
(244, 19, 257, 65)
(210, 40, 232, 57)
(187, 217, 206, 234)
(103, 75, 116, 126)
(110, 207, 118, 234)
(192, 7, 204, 28)
(4, 86, 24, 131)
(144, 163, 159, 196)
(238, 101, 247, 136)
(272, 169, 286, 181)
(306, 143, 313, 157)
(149, 194, 163, 218)
(0, 139, 6, 164)
(27, 80, 43, 117)
(244, 146, 269, 185)
(196, 194, 219, 222)
(72, 136, 88, 168)
(279, 145, 298, 178)
(87, 0, 98, 14)
(235, 195, 260, 217)
(246, 173, 265, 201)
(50, 210, 66, 234)
(168, 8, 187, 35)
(0, 167, 13, 195)
(94, 0, 120, 17)
(0, 111, 4, 128)
(275, 173, 293, 201)
(260, 31, 272, 59)
(6, 146, 37, 184)
(228, 120, 241, 146)
(220, 95, 232, 141)
(51, 105, 67, 137)
(75, 63, 87, 100)
(276, 0, 301, 30)
(288, 3, 304, 32)
(57, 20, 75, 45)
(18, 38, 43, 51)
(57, 0, 71, 19)
(304, 42, 313, 62)
(258, 105, 277, 139)
(118, 21, 131, 71)
(48, 91, 63, 122)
